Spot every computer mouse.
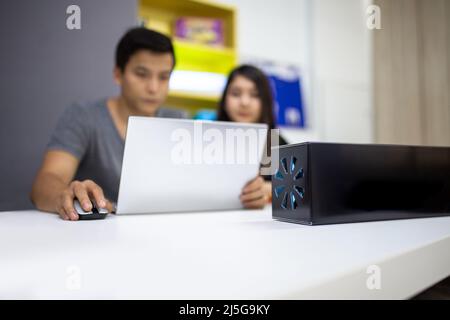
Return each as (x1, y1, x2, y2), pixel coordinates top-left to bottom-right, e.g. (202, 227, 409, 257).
(74, 199, 108, 220)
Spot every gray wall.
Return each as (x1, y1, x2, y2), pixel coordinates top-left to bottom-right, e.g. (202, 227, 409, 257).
(0, 0, 137, 211)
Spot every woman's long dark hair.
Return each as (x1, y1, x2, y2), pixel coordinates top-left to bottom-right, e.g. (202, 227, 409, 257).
(217, 65, 276, 129)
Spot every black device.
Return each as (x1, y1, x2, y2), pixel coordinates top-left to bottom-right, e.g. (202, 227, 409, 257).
(271, 142, 450, 225)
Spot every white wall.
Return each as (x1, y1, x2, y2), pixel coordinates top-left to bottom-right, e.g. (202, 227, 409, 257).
(312, 0, 373, 143)
(215, 0, 373, 144)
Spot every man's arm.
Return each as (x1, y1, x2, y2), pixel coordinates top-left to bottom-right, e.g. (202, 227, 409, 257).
(30, 150, 113, 220)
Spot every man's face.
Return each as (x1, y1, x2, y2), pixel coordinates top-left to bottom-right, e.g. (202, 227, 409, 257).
(114, 50, 173, 116)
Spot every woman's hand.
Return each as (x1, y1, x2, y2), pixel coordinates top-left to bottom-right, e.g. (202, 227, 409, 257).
(240, 176, 270, 209)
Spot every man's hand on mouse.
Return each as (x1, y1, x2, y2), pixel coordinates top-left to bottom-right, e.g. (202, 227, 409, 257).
(56, 179, 114, 221)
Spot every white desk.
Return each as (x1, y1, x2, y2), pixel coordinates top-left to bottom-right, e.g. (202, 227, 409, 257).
(1, 207, 450, 299)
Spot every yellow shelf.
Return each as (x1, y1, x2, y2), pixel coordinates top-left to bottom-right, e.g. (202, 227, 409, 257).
(169, 90, 220, 102)
(139, 0, 237, 49)
(173, 40, 236, 74)
(167, 91, 220, 114)
(138, 0, 237, 114)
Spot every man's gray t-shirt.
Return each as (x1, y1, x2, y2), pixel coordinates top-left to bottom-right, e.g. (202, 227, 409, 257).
(47, 98, 187, 202)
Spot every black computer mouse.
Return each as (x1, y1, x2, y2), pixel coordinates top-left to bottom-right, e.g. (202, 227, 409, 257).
(74, 200, 108, 220)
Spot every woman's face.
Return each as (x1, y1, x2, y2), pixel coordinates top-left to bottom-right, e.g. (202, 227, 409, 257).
(225, 75, 262, 123)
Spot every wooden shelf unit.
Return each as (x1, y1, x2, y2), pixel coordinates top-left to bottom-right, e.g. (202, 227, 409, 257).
(138, 0, 237, 115)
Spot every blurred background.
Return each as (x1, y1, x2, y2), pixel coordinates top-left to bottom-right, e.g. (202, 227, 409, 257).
(0, 0, 449, 211)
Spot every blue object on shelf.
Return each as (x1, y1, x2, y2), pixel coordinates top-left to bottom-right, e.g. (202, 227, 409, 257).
(268, 68, 305, 128)
(247, 60, 306, 128)
(193, 109, 217, 121)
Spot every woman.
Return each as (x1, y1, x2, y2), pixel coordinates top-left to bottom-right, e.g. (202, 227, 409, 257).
(217, 65, 288, 209)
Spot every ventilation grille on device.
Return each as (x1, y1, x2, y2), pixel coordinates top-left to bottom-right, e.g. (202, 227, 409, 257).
(274, 156, 304, 210)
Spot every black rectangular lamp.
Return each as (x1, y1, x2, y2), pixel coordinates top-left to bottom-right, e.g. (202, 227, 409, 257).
(271, 142, 450, 225)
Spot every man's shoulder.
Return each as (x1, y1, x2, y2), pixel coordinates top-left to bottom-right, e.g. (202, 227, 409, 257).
(156, 107, 189, 119)
(58, 99, 107, 128)
(68, 98, 106, 114)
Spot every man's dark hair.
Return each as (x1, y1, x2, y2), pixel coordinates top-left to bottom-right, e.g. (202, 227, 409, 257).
(115, 27, 175, 72)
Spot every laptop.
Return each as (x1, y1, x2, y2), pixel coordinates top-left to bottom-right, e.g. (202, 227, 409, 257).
(115, 117, 268, 214)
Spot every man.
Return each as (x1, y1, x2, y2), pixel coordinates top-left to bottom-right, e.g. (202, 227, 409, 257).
(31, 27, 268, 221)
(31, 27, 187, 220)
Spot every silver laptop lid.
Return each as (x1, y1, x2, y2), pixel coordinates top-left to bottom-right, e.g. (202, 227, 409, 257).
(116, 117, 268, 214)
